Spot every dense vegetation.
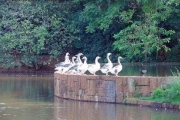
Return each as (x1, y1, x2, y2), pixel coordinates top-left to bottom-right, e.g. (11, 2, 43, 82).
(0, 0, 180, 69)
(141, 71, 180, 104)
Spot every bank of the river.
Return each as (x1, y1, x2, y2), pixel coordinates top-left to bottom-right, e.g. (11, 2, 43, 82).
(124, 98, 180, 110)
(0, 65, 54, 75)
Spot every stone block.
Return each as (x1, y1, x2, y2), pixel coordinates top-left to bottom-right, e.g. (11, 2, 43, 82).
(67, 75, 74, 81)
(68, 86, 73, 92)
(125, 99, 138, 105)
(134, 77, 141, 85)
(74, 82, 80, 96)
(88, 96, 94, 101)
(162, 103, 167, 108)
(122, 77, 128, 86)
(101, 75, 116, 81)
(54, 72, 59, 78)
(88, 80, 95, 89)
(64, 74, 68, 81)
(141, 77, 150, 86)
(157, 77, 163, 88)
(61, 80, 67, 85)
(87, 89, 96, 96)
(100, 96, 115, 103)
(136, 86, 150, 97)
(116, 92, 124, 103)
(73, 75, 80, 82)
(173, 105, 179, 110)
(123, 85, 128, 94)
(149, 77, 158, 93)
(127, 77, 136, 93)
(80, 76, 87, 89)
(86, 75, 99, 80)
(96, 80, 104, 88)
(130, 99, 138, 105)
(97, 88, 104, 96)
(115, 80, 123, 92)
(162, 103, 174, 109)
(151, 102, 162, 108)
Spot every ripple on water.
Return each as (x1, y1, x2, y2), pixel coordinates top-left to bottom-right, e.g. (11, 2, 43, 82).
(3, 114, 11, 116)
(7, 107, 19, 109)
(0, 107, 6, 110)
(0, 103, 6, 105)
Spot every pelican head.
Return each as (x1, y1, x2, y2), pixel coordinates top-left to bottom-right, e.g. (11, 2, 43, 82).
(82, 56, 87, 60)
(107, 53, 112, 56)
(72, 56, 76, 59)
(66, 52, 70, 56)
(75, 53, 83, 56)
(118, 56, 123, 59)
(97, 56, 101, 59)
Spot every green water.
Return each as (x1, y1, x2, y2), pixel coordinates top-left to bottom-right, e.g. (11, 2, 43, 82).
(0, 75, 180, 120)
(95, 63, 180, 76)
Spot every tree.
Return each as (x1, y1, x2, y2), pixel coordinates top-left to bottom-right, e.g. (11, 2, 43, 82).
(0, 1, 78, 69)
(74, 0, 179, 62)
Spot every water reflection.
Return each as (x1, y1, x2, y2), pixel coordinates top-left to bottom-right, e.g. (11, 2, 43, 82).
(0, 76, 54, 102)
(0, 75, 180, 120)
(119, 64, 180, 76)
(54, 97, 180, 120)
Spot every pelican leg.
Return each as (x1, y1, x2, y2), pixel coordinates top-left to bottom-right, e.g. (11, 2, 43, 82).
(93, 73, 97, 76)
(106, 73, 109, 76)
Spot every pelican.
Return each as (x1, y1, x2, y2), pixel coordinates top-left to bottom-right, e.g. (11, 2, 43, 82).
(68, 53, 83, 74)
(78, 56, 88, 75)
(55, 53, 70, 73)
(61, 56, 76, 74)
(87, 56, 101, 75)
(109, 56, 123, 76)
(75, 53, 83, 74)
(75, 53, 83, 66)
(100, 53, 113, 76)
(55, 52, 70, 68)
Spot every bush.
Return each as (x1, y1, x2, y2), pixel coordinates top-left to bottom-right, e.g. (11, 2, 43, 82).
(150, 72, 180, 104)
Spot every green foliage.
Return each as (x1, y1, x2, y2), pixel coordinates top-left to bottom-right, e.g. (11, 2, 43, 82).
(1, 0, 180, 69)
(142, 71, 180, 104)
(151, 88, 166, 100)
(0, 1, 78, 69)
(73, 29, 115, 62)
(166, 42, 180, 62)
(113, 0, 176, 62)
(75, 0, 180, 62)
(79, 0, 124, 33)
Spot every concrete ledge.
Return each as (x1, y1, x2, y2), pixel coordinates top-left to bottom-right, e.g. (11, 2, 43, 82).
(54, 73, 179, 110)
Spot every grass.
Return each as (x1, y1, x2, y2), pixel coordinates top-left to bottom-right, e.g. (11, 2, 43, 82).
(140, 69, 180, 105)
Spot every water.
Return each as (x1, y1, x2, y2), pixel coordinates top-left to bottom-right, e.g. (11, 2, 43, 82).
(0, 75, 180, 120)
(118, 63, 180, 76)
(95, 63, 180, 76)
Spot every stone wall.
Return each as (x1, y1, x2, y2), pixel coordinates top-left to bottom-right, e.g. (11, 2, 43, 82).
(54, 72, 176, 103)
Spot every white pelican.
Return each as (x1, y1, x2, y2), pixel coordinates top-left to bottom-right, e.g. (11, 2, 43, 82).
(75, 53, 83, 66)
(100, 53, 113, 76)
(109, 56, 123, 76)
(55, 52, 70, 68)
(68, 53, 83, 74)
(61, 56, 76, 74)
(87, 56, 101, 75)
(78, 56, 88, 75)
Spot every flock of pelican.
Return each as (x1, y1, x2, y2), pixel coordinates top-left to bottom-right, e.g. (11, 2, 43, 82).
(55, 52, 123, 76)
